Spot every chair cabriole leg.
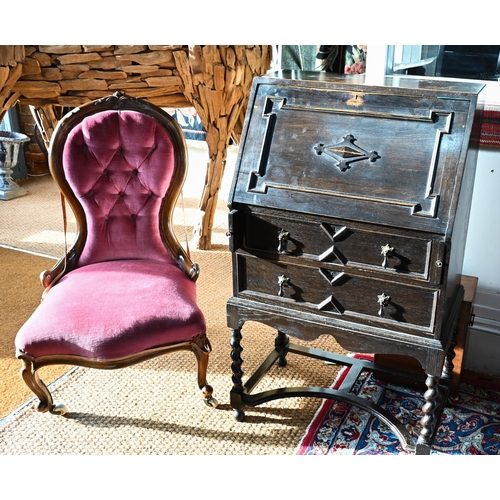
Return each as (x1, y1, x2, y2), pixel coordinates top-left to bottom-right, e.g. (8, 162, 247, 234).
(19, 355, 67, 415)
(192, 334, 218, 408)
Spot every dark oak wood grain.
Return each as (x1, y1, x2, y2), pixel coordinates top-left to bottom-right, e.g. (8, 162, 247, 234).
(227, 71, 485, 454)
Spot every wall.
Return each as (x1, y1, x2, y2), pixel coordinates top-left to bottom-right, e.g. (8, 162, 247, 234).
(462, 146, 500, 374)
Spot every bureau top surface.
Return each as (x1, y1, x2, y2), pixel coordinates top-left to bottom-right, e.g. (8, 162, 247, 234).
(257, 71, 486, 97)
(229, 71, 485, 235)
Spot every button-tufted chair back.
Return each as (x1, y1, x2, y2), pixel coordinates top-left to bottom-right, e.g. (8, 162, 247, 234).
(63, 109, 177, 267)
(44, 92, 197, 282)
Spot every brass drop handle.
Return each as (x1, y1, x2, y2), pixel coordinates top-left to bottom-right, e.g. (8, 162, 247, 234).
(278, 274, 290, 297)
(380, 244, 395, 268)
(377, 293, 391, 316)
(277, 229, 290, 253)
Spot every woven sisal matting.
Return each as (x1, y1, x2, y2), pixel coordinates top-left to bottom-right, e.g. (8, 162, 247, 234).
(0, 167, 348, 454)
(0, 248, 347, 455)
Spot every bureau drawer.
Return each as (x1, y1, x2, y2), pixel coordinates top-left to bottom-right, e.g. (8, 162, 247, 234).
(243, 212, 439, 281)
(237, 254, 439, 334)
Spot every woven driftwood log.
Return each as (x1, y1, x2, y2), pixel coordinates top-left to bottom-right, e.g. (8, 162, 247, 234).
(174, 45, 273, 249)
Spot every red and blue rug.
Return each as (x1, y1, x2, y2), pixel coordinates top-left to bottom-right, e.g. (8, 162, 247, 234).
(296, 356, 500, 455)
(480, 105, 500, 148)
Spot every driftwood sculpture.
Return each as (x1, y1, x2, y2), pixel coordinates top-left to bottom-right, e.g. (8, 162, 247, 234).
(0, 45, 273, 249)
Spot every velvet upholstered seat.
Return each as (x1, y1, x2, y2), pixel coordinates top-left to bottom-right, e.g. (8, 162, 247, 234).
(15, 92, 217, 415)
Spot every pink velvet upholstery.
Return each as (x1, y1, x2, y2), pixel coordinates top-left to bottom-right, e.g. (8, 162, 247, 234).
(15, 108, 206, 362)
(16, 260, 205, 359)
(65, 110, 176, 266)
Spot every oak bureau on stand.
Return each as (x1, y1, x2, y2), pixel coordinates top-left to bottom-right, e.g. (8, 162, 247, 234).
(226, 71, 484, 455)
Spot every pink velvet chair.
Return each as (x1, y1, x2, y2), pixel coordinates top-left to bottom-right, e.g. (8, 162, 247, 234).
(15, 92, 218, 415)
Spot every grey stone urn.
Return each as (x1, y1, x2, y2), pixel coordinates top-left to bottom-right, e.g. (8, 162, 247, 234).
(0, 130, 30, 200)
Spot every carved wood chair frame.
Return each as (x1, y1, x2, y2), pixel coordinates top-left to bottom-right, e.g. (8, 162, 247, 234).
(17, 92, 217, 414)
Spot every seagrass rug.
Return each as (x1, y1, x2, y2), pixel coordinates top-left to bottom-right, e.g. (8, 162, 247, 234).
(296, 356, 500, 455)
(0, 163, 349, 455)
(3, 156, 497, 458)
(0, 246, 72, 417)
(0, 248, 348, 455)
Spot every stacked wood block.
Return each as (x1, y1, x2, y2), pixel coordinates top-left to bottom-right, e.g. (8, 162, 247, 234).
(0, 45, 25, 122)
(13, 45, 192, 108)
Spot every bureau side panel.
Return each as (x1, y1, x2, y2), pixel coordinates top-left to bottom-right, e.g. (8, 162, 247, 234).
(441, 97, 484, 342)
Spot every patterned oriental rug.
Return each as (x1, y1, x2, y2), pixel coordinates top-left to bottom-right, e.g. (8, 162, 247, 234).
(296, 356, 500, 455)
(480, 105, 500, 148)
